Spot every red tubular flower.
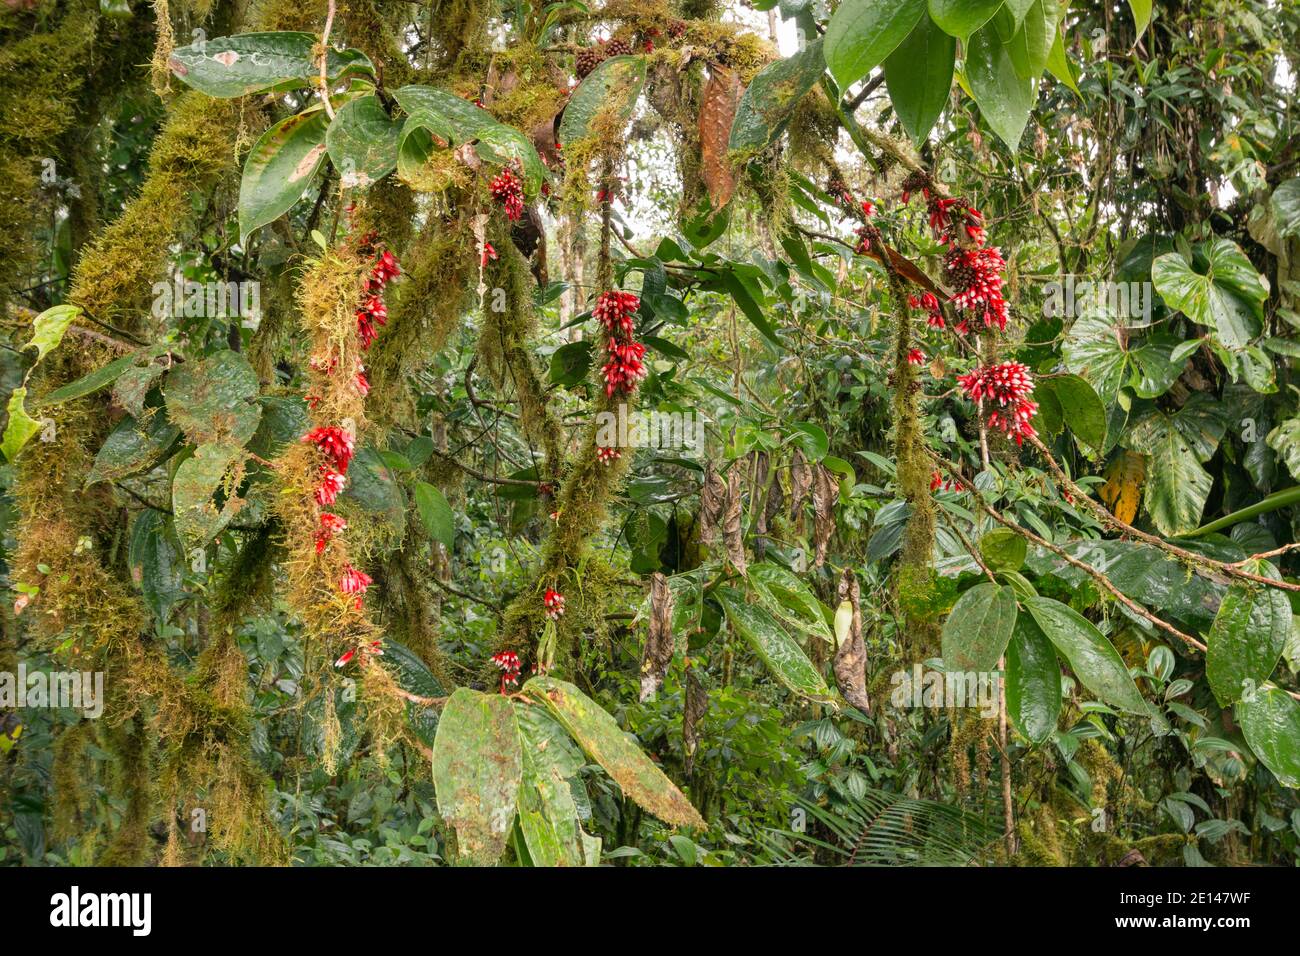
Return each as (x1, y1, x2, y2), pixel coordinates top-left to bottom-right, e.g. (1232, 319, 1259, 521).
(958, 362, 1038, 444)
(355, 364, 370, 397)
(372, 249, 400, 285)
(930, 471, 943, 492)
(314, 512, 348, 554)
(489, 167, 525, 222)
(314, 468, 347, 506)
(944, 245, 1008, 331)
(543, 588, 565, 619)
(908, 348, 926, 366)
(491, 650, 523, 692)
(339, 565, 373, 609)
(303, 426, 355, 472)
(335, 640, 383, 668)
(593, 290, 640, 334)
(596, 446, 621, 465)
(481, 241, 498, 267)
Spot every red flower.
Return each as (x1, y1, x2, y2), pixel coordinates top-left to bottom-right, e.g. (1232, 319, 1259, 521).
(593, 290, 640, 334)
(907, 348, 926, 366)
(315, 468, 347, 506)
(335, 640, 383, 668)
(958, 362, 1038, 444)
(355, 364, 370, 397)
(491, 650, 523, 693)
(930, 471, 943, 492)
(944, 245, 1008, 331)
(314, 512, 348, 554)
(339, 565, 373, 609)
(489, 166, 525, 222)
(481, 241, 497, 267)
(303, 426, 355, 472)
(372, 249, 400, 285)
(596, 446, 621, 465)
(543, 588, 565, 619)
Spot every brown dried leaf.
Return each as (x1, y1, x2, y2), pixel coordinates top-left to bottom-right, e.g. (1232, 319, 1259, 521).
(640, 572, 677, 702)
(789, 447, 812, 530)
(811, 464, 836, 568)
(699, 65, 743, 211)
(698, 460, 727, 547)
(683, 665, 707, 778)
(833, 568, 870, 716)
(752, 450, 771, 536)
(722, 467, 748, 575)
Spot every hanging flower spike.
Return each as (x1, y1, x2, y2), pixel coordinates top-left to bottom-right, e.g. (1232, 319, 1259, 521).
(596, 446, 621, 465)
(958, 361, 1038, 444)
(489, 166, 525, 222)
(491, 650, 523, 693)
(339, 565, 373, 609)
(314, 468, 347, 507)
(907, 348, 926, 366)
(543, 588, 565, 619)
(593, 290, 640, 335)
(314, 512, 348, 554)
(930, 471, 943, 492)
(372, 249, 401, 285)
(303, 426, 355, 472)
(944, 245, 1008, 331)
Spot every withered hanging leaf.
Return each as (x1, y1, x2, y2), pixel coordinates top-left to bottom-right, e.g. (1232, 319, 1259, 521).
(640, 572, 677, 702)
(1100, 450, 1145, 525)
(764, 463, 785, 530)
(752, 450, 771, 536)
(789, 447, 812, 530)
(722, 467, 748, 575)
(857, 243, 946, 298)
(834, 568, 871, 716)
(699, 65, 743, 211)
(698, 460, 727, 546)
(811, 464, 837, 568)
(683, 664, 707, 779)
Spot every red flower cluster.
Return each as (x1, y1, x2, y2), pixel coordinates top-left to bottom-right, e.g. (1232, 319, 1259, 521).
(314, 512, 347, 554)
(596, 446, 621, 466)
(302, 426, 354, 472)
(314, 468, 346, 507)
(543, 588, 566, 619)
(339, 564, 373, 609)
(489, 166, 525, 222)
(944, 245, 1009, 332)
(594, 290, 647, 396)
(335, 640, 383, 669)
(930, 471, 959, 493)
(908, 291, 945, 329)
(491, 650, 522, 693)
(356, 242, 400, 349)
(907, 348, 926, 366)
(957, 361, 1038, 444)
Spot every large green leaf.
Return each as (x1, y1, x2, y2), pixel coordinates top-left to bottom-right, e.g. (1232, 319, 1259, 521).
(1237, 689, 1300, 788)
(1023, 596, 1149, 715)
(238, 110, 330, 244)
(884, 13, 956, 143)
(1127, 0, 1152, 34)
(128, 510, 185, 622)
(377, 639, 445, 746)
(325, 94, 400, 188)
(516, 710, 592, 867)
(162, 350, 261, 446)
(1038, 373, 1106, 454)
(717, 588, 833, 702)
(1005, 612, 1061, 744)
(729, 38, 827, 153)
(521, 676, 704, 828)
(431, 688, 523, 865)
(1267, 418, 1300, 482)
(1, 388, 42, 462)
(749, 561, 834, 644)
(824, 0, 926, 90)
(941, 582, 1017, 672)
(1271, 178, 1300, 239)
(37, 352, 140, 407)
(1062, 313, 1130, 401)
(558, 55, 646, 146)
(1206, 561, 1291, 706)
(929, 0, 1005, 37)
(86, 414, 181, 485)
(413, 480, 454, 550)
(1152, 239, 1266, 347)
(965, 21, 1035, 151)
(172, 442, 246, 546)
(23, 304, 80, 364)
(1125, 409, 1213, 536)
(167, 32, 373, 98)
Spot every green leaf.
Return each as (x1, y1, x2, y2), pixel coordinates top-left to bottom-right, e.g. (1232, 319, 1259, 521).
(247, 395, 310, 459)
(1125, 410, 1213, 536)
(549, 340, 593, 386)
(1271, 178, 1300, 239)
(749, 562, 834, 644)
(1267, 418, 1300, 482)
(965, 22, 1035, 151)
(1152, 239, 1266, 347)
(1206, 561, 1291, 706)
(1127, 0, 1152, 34)
(24, 304, 80, 364)
(431, 688, 523, 865)
(516, 715, 591, 867)
(1006, 0, 1060, 81)
(37, 353, 139, 407)
(721, 268, 781, 348)
(979, 527, 1027, 572)
(521, 675, 704, 828)
(1062, 313, 1130, 402)
(413, 480, 454, 550)
(167, 32, 373, 98)
(171, 442, 246, 546)
(1, 388, 43, 462)
(1005, 611, 1061, 744)
(238, 110, 330, 245)
(884, 13, 956, 143)
(1044, 26, 1080, 95)
(1040, 373, 1106, 454)
(1024, 596, 1149, 715)
(162, 349, 261, 446)
(325, 94, 401, 188)
(940, 582, 1018, 672)
(1237, 688, 1300, 788)
(128, 510, 185, 622)
(729, 38, 827, 152)
(929, 0, 1005, 37)
(377, 639, 445, 746)
(717, 588, 834, 701)
(558, 55, 646, 146)
(86, 415, 181, 485)
(824, 0, 926, 90)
